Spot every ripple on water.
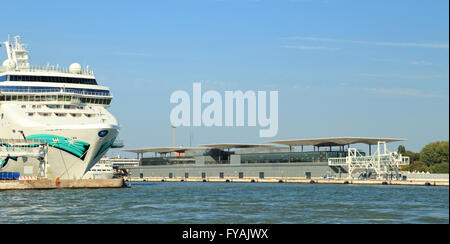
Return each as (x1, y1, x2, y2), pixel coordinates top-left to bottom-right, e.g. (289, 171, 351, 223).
(0, 182, 448, 224)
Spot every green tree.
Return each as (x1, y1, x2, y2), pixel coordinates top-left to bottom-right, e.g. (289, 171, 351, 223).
(398, 145, 406, 154)
(430, 162, 449, 174)
(405, 150, 420, 162)
(408, 161, 430, 173)
(420, 141, 449, 167)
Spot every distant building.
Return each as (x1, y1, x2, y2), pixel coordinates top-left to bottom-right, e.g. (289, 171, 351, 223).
(122, 137, 407, 180)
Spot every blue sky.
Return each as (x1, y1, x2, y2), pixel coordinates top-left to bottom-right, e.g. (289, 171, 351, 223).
(1, 0, 448, 156)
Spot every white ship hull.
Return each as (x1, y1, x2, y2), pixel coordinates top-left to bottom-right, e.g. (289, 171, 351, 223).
(0, 103, 119, 180)
(83, 171, 115, 179)
(0, 114, 119, 179)
(83, 157, 115, 179)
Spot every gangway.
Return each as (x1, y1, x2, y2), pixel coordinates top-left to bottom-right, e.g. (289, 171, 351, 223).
(328, 141, 410, 180)
(0, 139, 49, 179)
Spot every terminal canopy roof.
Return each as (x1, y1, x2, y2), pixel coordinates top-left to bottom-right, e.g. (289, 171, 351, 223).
(199, 143, 274, 150)
(266, 137, 406, 147)
(123, 147, 207, 154)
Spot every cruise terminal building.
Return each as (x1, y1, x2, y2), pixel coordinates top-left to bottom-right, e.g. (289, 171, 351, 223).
(124, 137, 408, 181)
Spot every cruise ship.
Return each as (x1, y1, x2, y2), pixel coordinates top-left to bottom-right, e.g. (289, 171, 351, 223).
(83, 157, 115, 179)
(0, 36, 119, 179)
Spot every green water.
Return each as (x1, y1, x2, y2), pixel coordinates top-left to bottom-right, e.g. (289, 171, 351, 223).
(1, 182, 448, 224)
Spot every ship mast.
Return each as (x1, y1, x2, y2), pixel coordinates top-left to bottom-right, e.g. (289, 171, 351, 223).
(2, 35, 30, 69)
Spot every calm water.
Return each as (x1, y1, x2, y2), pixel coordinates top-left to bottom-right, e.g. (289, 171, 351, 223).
(0, 182, 448, 224)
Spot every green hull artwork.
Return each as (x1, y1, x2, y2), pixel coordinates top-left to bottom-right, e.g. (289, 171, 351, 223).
(26, 134, 90, 160)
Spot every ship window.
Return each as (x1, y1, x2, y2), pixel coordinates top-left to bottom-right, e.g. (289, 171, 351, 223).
(47, 105, 57, 109)
(0, 86, 110, 97)
(28, 113, 34, 116)
(7, 75, 98, 85)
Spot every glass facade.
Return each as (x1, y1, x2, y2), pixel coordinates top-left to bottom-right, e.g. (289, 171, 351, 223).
(141, 157, 195, 166)
(240, 151, 365, 164)
(0, 86, 110, 96)
(0, 75, 97, 85)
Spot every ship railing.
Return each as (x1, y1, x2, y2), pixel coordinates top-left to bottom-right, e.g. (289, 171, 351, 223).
(0, 87, 111, 97)
(1, 65, 94, 76)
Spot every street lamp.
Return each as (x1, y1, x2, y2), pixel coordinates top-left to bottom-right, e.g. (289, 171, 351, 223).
(171, 125, 176, 156)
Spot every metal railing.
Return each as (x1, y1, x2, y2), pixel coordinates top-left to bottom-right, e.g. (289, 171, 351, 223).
(328, 141, 411, 180)
(328, 157, 347, 166)
(0, 140, 48, 157)
(0, 138, 46, 145)
(0, 65, 94, 76)
(0, 87, 111, 97)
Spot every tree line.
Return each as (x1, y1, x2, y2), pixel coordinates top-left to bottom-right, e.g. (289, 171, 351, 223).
(398, 141, 449, 174)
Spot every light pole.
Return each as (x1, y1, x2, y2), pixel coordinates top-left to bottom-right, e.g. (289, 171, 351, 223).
(171, 125, 176, 156)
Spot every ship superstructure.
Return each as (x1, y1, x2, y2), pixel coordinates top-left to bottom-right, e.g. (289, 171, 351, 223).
(0, 35, 119, 179)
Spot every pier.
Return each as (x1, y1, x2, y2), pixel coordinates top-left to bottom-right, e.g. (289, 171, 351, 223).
(0, 178, 126, 191)
(122, 138, 448, 187)
(126, 176, 449, 186)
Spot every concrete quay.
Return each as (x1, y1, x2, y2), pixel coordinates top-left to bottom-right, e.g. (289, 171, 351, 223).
(127, 177, 449, 187)
(0, 178, 126, 191)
